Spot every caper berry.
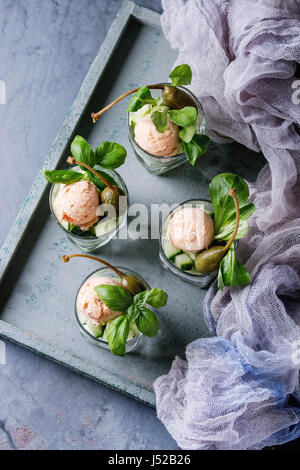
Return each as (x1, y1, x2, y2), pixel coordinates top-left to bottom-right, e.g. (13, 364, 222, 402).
(195, 245, 226, 274)
(162, 85, 195, 110)
(100, 185, 125, 215)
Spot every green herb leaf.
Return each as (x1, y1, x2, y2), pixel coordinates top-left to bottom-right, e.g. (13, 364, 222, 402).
(214, 203, 256, 241)
(43, 169, 84, 184)
(127, 86, 156, 112)
(135, 307, 159, 337)
(127, 291, 148, 322)
(95, 142, 127, 169)
(145, 288, 168, 308)
(106, 314, 129, 356)
(168, 106, 197, 128)
(68, 223, 96, 237)
(94, 285, 133, 311)
(209, 173, 250, 233)
(218, 246, 251, 290)
(184, 134, 210, 166)
(169, 64, 192, 87)
(178, 125, 197, 143)
(71, 135, 95, 167)
(151, 106, 168, 133)
(86, 170, 117, 190)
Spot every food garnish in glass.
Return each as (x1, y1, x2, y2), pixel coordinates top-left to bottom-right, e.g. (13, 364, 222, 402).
(160, 173, 255, 289)
(91, 64, 210, 174)
(62, 254, 168, 356)
(44, 135, 128, 252)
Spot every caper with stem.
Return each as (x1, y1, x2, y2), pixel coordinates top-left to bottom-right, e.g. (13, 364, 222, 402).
(91, 84, 165, 123)
(162, 85, 195, 110)
(194, 189, 240, 274)
(67, 156, 125, 215)
(62, 254, 146, 296)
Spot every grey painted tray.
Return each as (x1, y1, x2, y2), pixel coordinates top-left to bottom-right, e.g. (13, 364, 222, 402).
(0, 0, 265, 407)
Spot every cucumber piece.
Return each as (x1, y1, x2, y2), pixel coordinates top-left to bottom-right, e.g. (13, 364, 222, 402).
(95, 218, 117, 237)
(129, 104, 151, 125)
(102, 319, 113, 342)
(185, 251, 197, 262)
(164, 239, 182, 261)
(86, 321, 104, 338)
(175, 253, 194, 271)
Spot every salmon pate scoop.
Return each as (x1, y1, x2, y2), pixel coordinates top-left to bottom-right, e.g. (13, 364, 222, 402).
(77, 276, 122, 325)
(54, 180, 99, 231)
(168, 207, 214, 253)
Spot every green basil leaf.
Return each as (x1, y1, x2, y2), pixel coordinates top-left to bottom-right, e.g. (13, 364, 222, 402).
(126, 86, 156, 112)
(218, 246, 251, 290)
(151, 106, 168, 133)
(209, 173, 250, 233)
(68, 223, 96, 237)
(145, 288, 168, 308)
(183, 134, 210, 166)
(95, 142, 127, 169)
(71, 135, 95, 167)
(178, 125, 196, 143)
(43, 169, 84, 184)
(169, 64, 192, 87)
(127, 291, 148, 322)
(168, 106, 197, 128)
(86, 170, 117, 190)
(214, 203, 256, 241)
(94, 285, 132, 311)
(106, 314, 129, 356)
(136, 307, 159, 337)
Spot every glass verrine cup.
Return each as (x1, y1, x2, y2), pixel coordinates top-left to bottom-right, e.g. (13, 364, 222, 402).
(128, 84, 206, 175)
(49, 165, 129, 252)
(159, 199, 220, 288)
(75, 267, 149, 353)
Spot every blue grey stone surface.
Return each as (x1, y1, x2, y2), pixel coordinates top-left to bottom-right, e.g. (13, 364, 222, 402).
(0, 0, 179, 450)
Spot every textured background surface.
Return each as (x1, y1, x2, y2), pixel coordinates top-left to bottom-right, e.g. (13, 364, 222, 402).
(0, 0, 180, 450)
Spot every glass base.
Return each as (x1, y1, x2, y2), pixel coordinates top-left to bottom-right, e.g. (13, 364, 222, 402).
(159, 250, 216, 288)
(129, 134, 188, 175)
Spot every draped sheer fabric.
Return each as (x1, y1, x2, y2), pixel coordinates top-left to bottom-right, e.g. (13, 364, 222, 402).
(154, 0, 300, 449)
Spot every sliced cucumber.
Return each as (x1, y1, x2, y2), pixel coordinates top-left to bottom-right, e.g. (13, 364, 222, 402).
(185, 251, 197, 262)
(102, 319, 113, 342)
(86, 321, 104, 338)
(129, 104, 151, 126)
(95, 218, 117, 237)
(164, 239, 182, 261)
(175, 253, 194, 271)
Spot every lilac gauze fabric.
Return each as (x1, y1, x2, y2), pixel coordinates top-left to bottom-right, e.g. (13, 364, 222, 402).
(154, 0, 300, 449)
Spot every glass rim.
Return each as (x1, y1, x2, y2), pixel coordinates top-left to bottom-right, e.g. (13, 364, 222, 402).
(128, 84, 206, 160)
(74, 266, 149, 345)
(159, 198, 221, 279)
(49, 166, 129, 241)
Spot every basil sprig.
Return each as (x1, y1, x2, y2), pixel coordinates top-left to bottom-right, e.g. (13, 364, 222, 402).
(151, 106, 168, 133)
(95, 285, 168, 356)
(127, 86, 157, 112)
(169, 64, 192, 87)
(43, 169, 84, 184)
(127, 64, 210, 166)
(43, 135, 127, 185)
(94, 285, 132, 311)
(209, 173, 255, 289)
(71, 135, 127, 170)
(218, 246, 251, 290)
